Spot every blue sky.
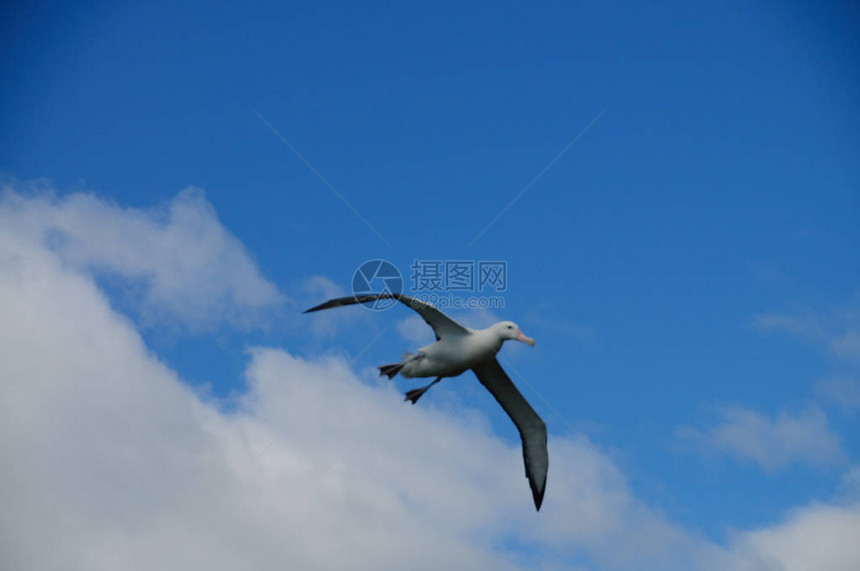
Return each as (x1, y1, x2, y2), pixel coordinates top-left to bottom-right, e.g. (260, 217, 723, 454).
(2, 1, 859, 569)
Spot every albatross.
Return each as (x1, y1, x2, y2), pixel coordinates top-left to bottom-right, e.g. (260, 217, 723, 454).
(304, 293, 548, 511)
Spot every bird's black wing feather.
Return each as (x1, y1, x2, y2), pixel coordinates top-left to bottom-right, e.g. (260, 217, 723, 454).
(472, 358, 548, 511)
(304, 293, 468, 340)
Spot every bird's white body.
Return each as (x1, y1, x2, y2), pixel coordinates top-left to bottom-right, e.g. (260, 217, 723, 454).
(401, 328, 502, 378)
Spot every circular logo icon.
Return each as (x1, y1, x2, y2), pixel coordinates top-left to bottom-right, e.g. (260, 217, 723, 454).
(352, 259, 403, 311)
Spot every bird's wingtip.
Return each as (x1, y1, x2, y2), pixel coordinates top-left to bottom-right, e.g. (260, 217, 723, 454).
(303, 299, 342, 313)
(530, 478, 546, 511)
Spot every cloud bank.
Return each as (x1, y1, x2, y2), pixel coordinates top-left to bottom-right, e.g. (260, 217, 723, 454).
(0, 181, 283, 330)
(2, 183, 859, 570)
(677, 406, 844, 471)
(755, 303, 860, 363)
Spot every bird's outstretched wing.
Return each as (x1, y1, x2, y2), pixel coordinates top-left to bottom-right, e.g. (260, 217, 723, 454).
(472, 358, 548, 511)
(304, 293, 469, 340)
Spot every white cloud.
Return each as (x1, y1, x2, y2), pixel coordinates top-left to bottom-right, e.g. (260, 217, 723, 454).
(831, 331, 860, 362)
(754, 301, 860, 362)
(753, 313, 827, 339)
(0, 219, 507, 570)
(0, 181, 283, 330)
(839, 466, 860, 498)
(300, 275, 376, 338)
(815, 377, 860, 411)
(303, 274, 345, 300)
(677, 406, 843, 471)
(396, 314, 436, 345)
(2, 186, 859, 570)
(0, 186, 722, 570)
(734, 503, 860, 571)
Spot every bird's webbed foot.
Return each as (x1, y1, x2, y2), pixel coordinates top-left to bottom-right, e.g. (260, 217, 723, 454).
(404, 387, 429, 405)
(403, 376, 442, 405)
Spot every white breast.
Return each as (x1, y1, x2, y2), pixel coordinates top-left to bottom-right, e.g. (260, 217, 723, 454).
(405, 330, 501, 378)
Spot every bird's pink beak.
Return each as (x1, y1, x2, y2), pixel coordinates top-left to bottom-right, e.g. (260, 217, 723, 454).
(515, 329, 536, 347)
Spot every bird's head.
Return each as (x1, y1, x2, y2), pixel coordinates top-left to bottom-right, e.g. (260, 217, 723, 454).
(491, 321, 536, 347)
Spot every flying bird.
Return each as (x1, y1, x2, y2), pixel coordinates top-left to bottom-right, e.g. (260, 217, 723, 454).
(304, 293, 548, 511)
